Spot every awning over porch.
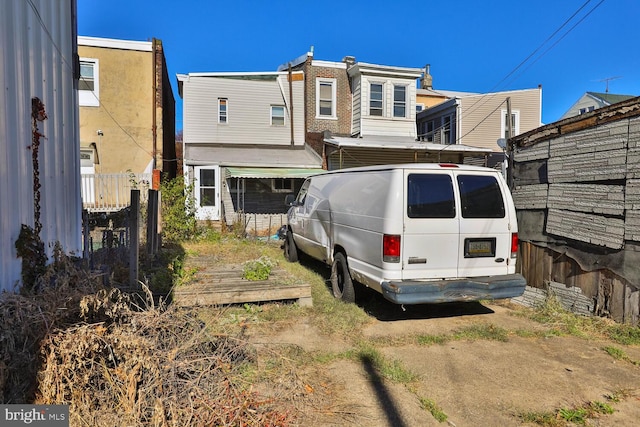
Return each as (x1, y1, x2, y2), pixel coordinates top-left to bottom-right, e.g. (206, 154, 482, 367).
(225, 167, 324, 179)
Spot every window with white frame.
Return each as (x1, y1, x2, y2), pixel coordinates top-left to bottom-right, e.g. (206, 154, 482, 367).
(442, 115, 454, 144)
(218, 98, 228, 124)
(500, 109, 520, 138)
(316, 78, 336, 118)
(393, 85, 406, 118)
(416, 104, 425, 113)
(369, 83, 383, 116)
(78, 58, 99, 107)
(271, 105, 285, 126)
(271, 178, 294, 192)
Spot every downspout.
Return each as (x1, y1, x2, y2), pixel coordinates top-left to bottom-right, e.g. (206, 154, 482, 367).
(289, 64, 294, 145)
(277, 71, 292, 143)
(151, 38, 158, 170)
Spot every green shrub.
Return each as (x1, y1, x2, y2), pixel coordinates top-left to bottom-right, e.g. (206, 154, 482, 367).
(160, 177, 197, 242)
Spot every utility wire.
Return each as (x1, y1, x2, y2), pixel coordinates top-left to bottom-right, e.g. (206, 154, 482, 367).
(26, 0, 159, 160)
(445, 0, 605, 145)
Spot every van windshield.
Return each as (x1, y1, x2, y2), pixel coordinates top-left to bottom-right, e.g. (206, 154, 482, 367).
(407, 174, 455, 218)
(457, 175, 505, 218)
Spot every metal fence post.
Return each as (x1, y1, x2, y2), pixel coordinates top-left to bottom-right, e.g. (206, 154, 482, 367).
(129, 189, 140, 287)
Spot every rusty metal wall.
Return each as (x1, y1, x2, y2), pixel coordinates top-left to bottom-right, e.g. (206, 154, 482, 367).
(0, 0, 81, 292)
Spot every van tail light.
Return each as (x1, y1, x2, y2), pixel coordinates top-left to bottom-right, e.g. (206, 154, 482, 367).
(511, 233, 519, 258)
(383, 234, 401, 263)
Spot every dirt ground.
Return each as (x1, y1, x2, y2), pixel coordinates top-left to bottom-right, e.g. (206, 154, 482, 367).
(249, 298, 640, 427)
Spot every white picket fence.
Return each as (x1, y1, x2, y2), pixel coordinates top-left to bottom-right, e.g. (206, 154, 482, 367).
(81, 173, 152, 212)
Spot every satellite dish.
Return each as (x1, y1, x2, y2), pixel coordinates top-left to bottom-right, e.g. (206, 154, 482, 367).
(496, 138, 507, 149)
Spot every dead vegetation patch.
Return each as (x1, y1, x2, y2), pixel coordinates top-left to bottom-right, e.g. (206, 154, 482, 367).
(1, 252, 297, 426)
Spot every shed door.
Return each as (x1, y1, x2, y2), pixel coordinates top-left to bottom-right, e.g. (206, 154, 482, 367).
(194, 166, 220, 220)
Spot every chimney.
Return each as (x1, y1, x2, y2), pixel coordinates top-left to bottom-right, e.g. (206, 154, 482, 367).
(421, 64, 433, 90)
(342, 56, 356, 67)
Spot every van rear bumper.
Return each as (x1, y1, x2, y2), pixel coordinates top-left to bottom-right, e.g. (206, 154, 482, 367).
(381, 274, 526, 305)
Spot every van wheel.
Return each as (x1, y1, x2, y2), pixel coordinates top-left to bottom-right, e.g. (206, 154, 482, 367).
(284, 231, 299, 262)
(331, 252, 355, 303)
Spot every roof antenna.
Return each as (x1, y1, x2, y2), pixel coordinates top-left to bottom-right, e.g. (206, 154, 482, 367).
(597, 76, 622, 93)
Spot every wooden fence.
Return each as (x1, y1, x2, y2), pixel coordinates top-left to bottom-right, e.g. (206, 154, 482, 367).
(518, 241, 639, 325)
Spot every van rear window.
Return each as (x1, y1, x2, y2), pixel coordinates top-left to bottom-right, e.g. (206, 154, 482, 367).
(407, 174, 455, 218)
(457, 175, 505, 218)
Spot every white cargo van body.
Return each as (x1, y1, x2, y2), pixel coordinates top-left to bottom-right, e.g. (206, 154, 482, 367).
(285, 164, 526, 305)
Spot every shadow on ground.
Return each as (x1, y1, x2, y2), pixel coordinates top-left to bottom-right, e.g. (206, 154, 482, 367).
(297, 254, 495, 322)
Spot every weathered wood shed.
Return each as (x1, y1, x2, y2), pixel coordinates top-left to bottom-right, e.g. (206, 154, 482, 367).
(511, 97, 640, 324)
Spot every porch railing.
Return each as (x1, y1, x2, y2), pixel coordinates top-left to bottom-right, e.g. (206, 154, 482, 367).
(82, 173, 152, 212)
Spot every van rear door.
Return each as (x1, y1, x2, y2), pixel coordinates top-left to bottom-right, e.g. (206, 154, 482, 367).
(402, 170, 459, 279)
(454, 171, 512, 277)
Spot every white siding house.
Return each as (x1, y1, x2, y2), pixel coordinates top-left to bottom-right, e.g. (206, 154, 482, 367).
(348, 62, 422, 138)
(0, 0, 82, 292)
(177, 71, 323, 229)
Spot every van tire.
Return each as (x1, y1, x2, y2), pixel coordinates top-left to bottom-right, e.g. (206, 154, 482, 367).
(284, 231, 299, 262)
(331, 252, 355, 303)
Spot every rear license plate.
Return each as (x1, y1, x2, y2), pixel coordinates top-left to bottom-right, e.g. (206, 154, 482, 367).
(464, 238, 496, 258)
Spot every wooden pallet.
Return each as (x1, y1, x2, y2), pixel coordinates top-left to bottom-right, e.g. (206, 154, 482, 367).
(173, 265, 312, 307)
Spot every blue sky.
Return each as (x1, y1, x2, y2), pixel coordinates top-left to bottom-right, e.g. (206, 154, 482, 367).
(78, 0, 640, 131)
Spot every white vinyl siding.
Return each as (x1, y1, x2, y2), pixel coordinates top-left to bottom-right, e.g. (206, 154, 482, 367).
(357, 76, 417, 138)
(351, 77, 361, 135)
(182, 74, 306, 146)
(456, 88, 541, 152)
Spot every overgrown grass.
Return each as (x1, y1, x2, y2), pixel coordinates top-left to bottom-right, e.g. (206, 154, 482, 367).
(513, 294, 640, 345)
(518, 399, 614, 426)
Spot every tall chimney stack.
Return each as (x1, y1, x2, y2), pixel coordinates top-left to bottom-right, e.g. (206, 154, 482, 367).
(421, 64, 433, 90)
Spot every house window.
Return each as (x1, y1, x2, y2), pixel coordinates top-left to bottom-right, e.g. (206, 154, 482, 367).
(442, 115, 453, 144)
(271, 105, 285, 126)
(370, 83, 383, 116)
(78, 58, 99, 107)
(579, 106, 595, 115)
(316, 78, 336, 118)
(426, 120, 434, 142)
(393, 85, 406, 118)
(272, 178, 294, 193)
(501, 110, 520, 138)
(416, 104, 425, 113)
(218, 98, 228, 124)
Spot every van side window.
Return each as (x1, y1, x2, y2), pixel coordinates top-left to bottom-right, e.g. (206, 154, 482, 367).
(407, 174, 455, 218)
(457, 175, 505, 218)
(296, 179, 310, 205)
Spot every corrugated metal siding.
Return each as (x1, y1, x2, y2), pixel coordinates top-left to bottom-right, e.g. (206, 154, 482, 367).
(326, 148, 466, 170)
(183, 74, 305, 146)
(0, 0, 81, 292)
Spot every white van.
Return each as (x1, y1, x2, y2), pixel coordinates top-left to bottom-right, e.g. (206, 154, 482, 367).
(284, 163, 526, 305)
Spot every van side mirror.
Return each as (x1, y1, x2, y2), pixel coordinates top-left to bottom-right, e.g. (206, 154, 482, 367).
(284, 194, 297, 206)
